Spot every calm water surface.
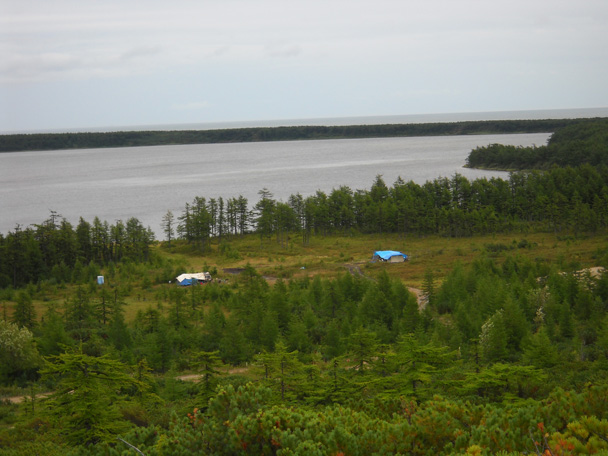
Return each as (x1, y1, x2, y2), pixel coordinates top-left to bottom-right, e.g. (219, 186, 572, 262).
(0, 133, 550, 237)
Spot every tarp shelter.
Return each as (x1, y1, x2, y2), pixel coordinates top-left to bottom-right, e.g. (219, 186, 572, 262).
(176, 272, 212, 286)
(372, 251, 408, 263)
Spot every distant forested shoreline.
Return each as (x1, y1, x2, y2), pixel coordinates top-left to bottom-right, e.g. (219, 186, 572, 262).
(0, 118, 599, 152)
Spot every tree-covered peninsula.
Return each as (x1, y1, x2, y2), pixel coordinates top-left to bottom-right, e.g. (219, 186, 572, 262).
(467, 118, 608, 170)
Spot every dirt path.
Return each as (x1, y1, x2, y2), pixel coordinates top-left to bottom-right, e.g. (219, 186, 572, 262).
(343, 262, 427, 310)
(6, 368, 252, 400)
(176, 366, 250, 382)
(407, 287, 428, 310)
(5, 367, 252, 400)
(4, 392, 51, 404)
(344, 262, 368, 278)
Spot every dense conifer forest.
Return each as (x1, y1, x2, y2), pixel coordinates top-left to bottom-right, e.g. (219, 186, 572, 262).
(1, 119, 608, 455)
(466, 119, 608, 169)
(0, 118, 589, 152)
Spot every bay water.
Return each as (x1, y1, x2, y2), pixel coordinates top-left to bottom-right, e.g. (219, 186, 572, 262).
(1, 132, 551, 237)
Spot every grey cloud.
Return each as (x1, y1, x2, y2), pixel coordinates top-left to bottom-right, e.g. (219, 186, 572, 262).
(172, 101, 211, 111)
(1, 45, 164, 83)
(264, 44, 302, 58)
(2, 0, 607, 130)
(119, 45, 162, 62)
(212, 46, 231, 57)
(1, 52, 82, 82)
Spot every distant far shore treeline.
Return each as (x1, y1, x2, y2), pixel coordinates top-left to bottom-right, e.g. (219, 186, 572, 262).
(0, 118, 599, 152)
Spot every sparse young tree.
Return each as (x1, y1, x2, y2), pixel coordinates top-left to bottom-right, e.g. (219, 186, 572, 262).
(396, 334, 455, 400)
(479, 309, 508, 364)
(190, 350, 223, 405)
(256, 339, 302, 401)
(237, 195, 249, 235)
(346, 327, 379, 374)
(219, 318, 251, 365)
(12, 290, 36, 330)
(522, 326, 559, 368)
(274, 201, 297, 248)
(217, 196, 226, 241)
(422, 268, 437, 308)
(64, 286, 97, 344)
(161, 210, 175, 246)
(37, 304, 73, 356)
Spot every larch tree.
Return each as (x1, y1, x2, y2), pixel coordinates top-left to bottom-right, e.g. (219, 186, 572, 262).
(12, 290, 36, 330)
(254, 188, 275, 246)
(40, 349, 146, 446)
(161, 210, 175, 246)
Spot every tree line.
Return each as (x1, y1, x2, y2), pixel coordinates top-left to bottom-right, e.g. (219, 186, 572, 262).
(0, 212, 154, 289)
(0, 118, 584, 152)
(169, 163, 608, 250)
(467, 118, 608, 169)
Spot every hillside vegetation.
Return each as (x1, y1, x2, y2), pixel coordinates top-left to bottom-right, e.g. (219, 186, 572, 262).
(1, 119, 608, 455)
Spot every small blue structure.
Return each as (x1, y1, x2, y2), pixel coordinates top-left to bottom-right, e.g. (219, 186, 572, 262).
(372, 250, 408, 263)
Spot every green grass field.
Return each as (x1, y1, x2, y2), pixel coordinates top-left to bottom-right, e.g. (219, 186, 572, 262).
(172, 231, 608, 287)
(6, 230, 607, 324)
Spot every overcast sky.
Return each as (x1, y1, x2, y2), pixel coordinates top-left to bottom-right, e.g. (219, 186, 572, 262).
(1, 0, 607, 132)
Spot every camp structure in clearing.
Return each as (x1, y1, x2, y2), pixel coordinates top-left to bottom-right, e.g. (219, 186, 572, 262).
(372, 250, 408, 263)
(176, 272, 212, 286)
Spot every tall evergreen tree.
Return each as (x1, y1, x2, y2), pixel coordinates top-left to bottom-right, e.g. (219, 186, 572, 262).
(12, 290, 36, 330)
(346, 327, 379, 374)
(161, 210, 175, 246)
(523, 326, 559, 368)
(237, 195, 249, 235)
(479, 309, 508, 363)
(219, 318, 251, 365)
(36, 304, 73, 357)
(254, 188, 275, 246)
(40, 349, 145, 445)
(190, 350, 224, 406)
(64, 286, 98, 344)
(395, 334, 455, 400)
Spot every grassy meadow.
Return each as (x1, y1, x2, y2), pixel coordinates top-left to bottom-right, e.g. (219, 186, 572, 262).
(167, 230, 607, 286)
(8, 230, 606, 325)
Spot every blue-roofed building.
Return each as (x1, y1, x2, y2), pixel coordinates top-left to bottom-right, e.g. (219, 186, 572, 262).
(372, 250, 408, 263)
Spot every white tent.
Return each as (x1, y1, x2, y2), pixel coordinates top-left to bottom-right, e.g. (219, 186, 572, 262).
(176, 272, 212, 285)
